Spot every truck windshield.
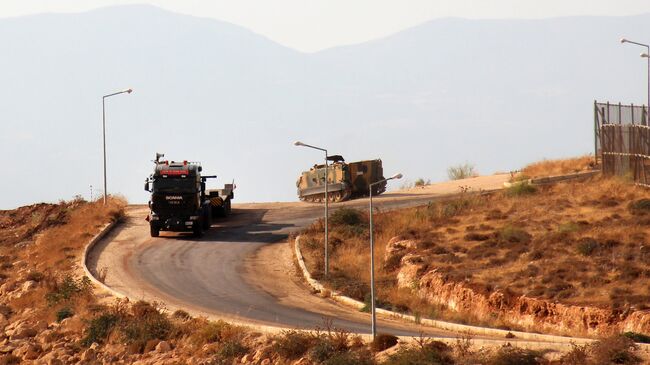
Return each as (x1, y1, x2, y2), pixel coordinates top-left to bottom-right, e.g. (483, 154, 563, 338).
(152, 178, 197, 193)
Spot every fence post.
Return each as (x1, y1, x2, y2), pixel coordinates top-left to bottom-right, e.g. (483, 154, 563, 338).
(594, 100, 599, 165)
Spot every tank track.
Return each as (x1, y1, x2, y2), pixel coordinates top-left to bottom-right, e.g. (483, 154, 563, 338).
(299, 188, 352, 203)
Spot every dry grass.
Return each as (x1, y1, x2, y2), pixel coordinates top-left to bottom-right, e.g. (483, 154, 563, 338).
(0, 197, 126, 329)
(301, 175, 650, 323)
(521, 155, 595, 178)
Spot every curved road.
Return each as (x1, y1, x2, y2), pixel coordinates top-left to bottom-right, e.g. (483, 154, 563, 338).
(88, 175, 509, 336)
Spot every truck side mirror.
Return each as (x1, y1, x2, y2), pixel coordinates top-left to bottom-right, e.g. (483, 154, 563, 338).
(144, 181, 150, 192)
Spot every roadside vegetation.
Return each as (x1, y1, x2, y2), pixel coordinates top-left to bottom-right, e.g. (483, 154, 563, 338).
(447, 163, 477, 180)
(300, 171, 650, 337)
(513, 155, 595, 181)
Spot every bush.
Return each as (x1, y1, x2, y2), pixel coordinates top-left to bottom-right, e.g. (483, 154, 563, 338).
(589, 335, 641, 365)
(629, 199, 650, 213)
(498, 226, 531, 244)
(309, 340, 338, 363)
(414, 178, 430, 187)
(330, 208, 365, 227)
(577, 238, 598, 256)
(273, 330, 314, 359)
(192, 320, 235, 345)
(26, 271, 44, 282)
(172, 309, 192, 321)
(218, 340, 248, 358)
(623, 331, 650, 344)
(81, 313, 118, 346)
(56, 307, 74, 322)
(384, 342, 454, 365)
(505, 182, 537, 197)
(371, 333, 398, 352)
(486, 346, 541, 365)
(447, 163, 477, 180)
(46, 275, 92, 306)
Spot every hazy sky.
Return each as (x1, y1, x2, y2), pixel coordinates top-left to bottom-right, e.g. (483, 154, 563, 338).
(3, 0, 650, 51)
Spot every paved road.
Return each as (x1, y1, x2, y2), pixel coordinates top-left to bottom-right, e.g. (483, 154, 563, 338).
(88, 175, 509, 336)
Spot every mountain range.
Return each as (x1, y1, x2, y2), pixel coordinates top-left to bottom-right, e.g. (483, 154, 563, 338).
(1, 5, 648, 208)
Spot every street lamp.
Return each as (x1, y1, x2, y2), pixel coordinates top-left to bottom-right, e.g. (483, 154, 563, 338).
(368, 172, 403, 339)
(102, 88, 133, 205)
(621, 38, 650, 117)
(294, 141, 330, 276)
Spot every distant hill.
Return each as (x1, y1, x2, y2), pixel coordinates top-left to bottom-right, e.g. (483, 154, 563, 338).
(1, 5, 648, 208)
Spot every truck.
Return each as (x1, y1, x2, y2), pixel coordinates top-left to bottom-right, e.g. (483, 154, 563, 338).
(144, 153, 234, 237)
(296, 156, 386, 203)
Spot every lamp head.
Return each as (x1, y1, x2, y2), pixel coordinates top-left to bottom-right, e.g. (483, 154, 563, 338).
(294, 141, 305, 147)
(390, 173, 403, 180)
(641, 53, 650, 58)
(621, 38, 628, 44)
(125, 88, 133, 94)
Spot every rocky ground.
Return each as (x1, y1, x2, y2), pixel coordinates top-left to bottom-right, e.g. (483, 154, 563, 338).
(0, 183, 645, 364)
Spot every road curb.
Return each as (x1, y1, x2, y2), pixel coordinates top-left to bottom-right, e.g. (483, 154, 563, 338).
(503, 170, 600, 188)
(294, 236, 595, 345)
(81, 219, 127, 298)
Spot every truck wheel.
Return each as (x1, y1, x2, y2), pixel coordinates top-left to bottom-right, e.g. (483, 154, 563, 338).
(202, 208, 212, 230)
(192, 222, 203, 238)
(150, 225, 160, 237)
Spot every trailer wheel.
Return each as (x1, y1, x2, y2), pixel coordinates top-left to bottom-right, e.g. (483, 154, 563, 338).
(150, 225, 160, 237)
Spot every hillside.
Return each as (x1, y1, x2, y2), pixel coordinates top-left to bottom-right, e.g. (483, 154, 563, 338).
(2, 6, 650, 208)
(300, 164, 650, 337)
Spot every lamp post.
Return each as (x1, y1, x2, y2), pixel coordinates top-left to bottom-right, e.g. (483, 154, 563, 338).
(294, 141, 330, 276)
(368, 172, 403, 339)
(621, 38, 650, 117)
(102, 88, 133, 205)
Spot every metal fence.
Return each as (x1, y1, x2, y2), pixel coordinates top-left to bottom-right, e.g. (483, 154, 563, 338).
(595, 101, 650, 186)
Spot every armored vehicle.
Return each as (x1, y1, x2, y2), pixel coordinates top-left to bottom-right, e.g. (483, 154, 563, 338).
(144, 153, 234, 237)
(296, 156, 386, 203)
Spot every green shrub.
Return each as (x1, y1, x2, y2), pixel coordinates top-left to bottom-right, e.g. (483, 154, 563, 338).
(46, 275, 92, 306)
(371, 333, 398, 352)
(81, 313, 118, 346)
(447, 163, 477, 180)
(120, 309, 172, 348)
(56, 307, 74, 322)
(623, 331, 650, 344)
(505, 182, 537, 197)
